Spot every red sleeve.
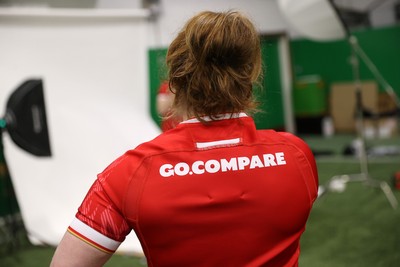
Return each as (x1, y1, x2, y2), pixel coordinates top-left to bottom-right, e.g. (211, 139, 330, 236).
(279, 132, 319, 201)
(68, 154, 134, 253)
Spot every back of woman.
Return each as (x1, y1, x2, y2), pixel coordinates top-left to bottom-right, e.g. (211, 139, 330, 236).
(123, 114, 318, 266)
(50, 10, 318, 267)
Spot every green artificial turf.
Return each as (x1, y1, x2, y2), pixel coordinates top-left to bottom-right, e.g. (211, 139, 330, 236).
(0, 244, 146, 267)
(299, 162, 400, 267)
(299, 135, 400, 267)
(1, 134, 400, 267)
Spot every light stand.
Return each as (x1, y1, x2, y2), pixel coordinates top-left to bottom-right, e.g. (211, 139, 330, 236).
(326, 35, 398, 209)
(0, 79, 52, 254)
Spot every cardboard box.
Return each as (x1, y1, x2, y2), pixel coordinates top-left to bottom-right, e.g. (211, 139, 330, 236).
(363, 92, 399, 138)
(378, 92, 398, 114)
(330, 82, 399, 137)
(330, 81, 378, 133)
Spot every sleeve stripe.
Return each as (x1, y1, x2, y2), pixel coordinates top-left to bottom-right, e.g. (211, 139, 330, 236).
(68, 218, 121, 253)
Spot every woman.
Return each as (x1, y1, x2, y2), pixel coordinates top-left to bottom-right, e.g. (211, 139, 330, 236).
(51, 10, 318, 267)
(156, 81, 181, 131)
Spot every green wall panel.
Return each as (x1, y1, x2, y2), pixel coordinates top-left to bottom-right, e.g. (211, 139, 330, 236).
(253, 36, 284, 130)
(148, 48, 168, 128)
(291, 25, 400, 97)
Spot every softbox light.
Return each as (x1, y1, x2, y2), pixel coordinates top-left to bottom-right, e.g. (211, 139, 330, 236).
(2, 79, 52, 157)
(278, 0, 346, 41)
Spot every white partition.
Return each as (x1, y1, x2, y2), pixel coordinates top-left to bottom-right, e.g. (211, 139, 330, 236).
(0, 8, 161, 254)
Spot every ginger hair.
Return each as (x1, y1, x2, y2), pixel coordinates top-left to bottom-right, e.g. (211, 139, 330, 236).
(166, 10, 262, 122)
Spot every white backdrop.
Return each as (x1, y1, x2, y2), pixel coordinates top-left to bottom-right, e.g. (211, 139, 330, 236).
(0, 8, 161, 254)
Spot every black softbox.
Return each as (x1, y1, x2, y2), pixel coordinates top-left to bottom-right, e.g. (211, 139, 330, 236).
(2, 79, 52, 157)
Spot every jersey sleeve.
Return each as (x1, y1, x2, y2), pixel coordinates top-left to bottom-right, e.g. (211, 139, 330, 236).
(68, 154, 134, 254)
(279, 132, 319, 202)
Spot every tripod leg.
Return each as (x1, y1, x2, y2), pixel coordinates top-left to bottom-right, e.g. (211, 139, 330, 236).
(379, 181, 398, 209)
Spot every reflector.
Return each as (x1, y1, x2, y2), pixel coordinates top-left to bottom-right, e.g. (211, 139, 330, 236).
(277, 0, 346, 41)
(3, 79, 52, 157)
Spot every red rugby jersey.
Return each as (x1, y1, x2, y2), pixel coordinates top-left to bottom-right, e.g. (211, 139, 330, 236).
(69, 113, 318, 267)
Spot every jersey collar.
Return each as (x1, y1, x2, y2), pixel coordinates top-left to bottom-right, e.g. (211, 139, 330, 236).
(180, 112, 248, 124)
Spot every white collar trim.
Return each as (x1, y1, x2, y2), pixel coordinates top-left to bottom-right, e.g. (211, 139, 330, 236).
(180, 112, 248, 124)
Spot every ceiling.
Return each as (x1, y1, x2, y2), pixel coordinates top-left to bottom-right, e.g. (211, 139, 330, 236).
(332, 0, 399, 29)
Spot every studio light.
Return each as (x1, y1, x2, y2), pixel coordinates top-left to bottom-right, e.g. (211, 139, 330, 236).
(0, 78, 52, 253)
(1, 79, 52, 157)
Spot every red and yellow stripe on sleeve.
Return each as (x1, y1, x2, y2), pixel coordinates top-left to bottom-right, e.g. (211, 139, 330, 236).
(68, 218, 121, 254)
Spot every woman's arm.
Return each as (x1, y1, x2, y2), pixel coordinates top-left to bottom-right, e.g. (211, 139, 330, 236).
(50, 231, 113, 267)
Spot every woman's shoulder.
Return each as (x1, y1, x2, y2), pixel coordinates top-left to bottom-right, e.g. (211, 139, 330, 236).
(257, 129, 311, 151)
